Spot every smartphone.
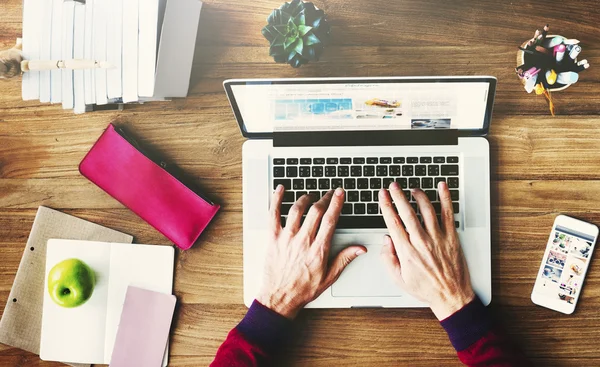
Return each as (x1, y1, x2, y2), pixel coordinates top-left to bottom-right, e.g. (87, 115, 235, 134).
(531, 215, 599, 314)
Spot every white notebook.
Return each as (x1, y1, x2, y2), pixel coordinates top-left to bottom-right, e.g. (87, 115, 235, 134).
(73, 2, 86, 114)
(84, 0, 96, 105)
(61, 1, 75, 110)
(21, 0, 42, 101)
(40, 240, 174, 365)
(50, 0, 63, 104)
(106, 0, 123, 99)
(93, 0, 108, 105)
(39, 0, 53, 103)
(122, 0, 139, 103)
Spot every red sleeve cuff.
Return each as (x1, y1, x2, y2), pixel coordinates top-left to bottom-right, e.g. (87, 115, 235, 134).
(440, 297, 493, 351)
(235, 300, 294, 353)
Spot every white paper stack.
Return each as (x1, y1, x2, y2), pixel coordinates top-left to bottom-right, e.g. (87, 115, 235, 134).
(21, 0, 202, 114)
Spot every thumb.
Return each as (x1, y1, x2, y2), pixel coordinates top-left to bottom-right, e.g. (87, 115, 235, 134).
(324, 245, 367, 287)
(381, 235, 407, 289)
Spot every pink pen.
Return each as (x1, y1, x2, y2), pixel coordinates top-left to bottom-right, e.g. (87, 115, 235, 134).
(554, 44, 566, 62)
(524, 67, 541, 79)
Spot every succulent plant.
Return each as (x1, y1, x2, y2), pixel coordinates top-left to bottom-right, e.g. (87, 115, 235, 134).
(262, 0, 331, 68)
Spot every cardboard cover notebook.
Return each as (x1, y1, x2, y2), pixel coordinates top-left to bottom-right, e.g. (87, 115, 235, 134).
(0, 206, 133, 367)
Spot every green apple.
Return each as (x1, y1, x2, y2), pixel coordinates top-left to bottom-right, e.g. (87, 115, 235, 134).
(47, 258, 96, 308)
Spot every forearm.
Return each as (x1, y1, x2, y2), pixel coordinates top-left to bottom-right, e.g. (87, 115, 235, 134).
(211, 300, 293, 367)
(441, 297, 532, 367)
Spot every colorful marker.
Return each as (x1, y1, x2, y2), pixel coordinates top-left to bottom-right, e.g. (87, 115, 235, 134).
(554, 44, 566, 63)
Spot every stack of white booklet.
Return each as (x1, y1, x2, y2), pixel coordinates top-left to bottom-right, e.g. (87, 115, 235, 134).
(21, 0, 202, 114)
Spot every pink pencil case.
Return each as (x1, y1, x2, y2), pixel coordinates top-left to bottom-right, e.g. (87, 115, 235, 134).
(79, 123, 220, 250)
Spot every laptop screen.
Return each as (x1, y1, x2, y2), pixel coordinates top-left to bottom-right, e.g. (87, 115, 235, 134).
(225, 77, 496, 136)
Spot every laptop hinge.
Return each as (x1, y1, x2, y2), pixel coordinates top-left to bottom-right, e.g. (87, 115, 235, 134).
(273, 130, 459, 147)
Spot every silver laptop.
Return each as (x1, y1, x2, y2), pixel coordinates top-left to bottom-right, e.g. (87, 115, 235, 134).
(224, 76, 496, 308)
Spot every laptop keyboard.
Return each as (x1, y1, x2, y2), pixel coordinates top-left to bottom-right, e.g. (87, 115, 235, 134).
(272, 156, 461, 229)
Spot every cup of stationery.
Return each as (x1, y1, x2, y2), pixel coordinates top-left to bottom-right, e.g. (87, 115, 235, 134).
(516, 34, 583, 92)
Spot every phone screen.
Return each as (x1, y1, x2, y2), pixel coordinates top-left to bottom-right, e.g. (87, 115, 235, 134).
(536, 225, 596, 305)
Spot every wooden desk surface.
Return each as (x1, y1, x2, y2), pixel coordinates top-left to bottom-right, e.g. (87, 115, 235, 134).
(1, 0, 600, 365)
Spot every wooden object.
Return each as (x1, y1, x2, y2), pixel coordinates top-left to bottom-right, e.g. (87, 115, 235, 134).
(1, 0, 600, 366)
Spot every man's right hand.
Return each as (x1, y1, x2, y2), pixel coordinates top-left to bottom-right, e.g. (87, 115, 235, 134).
(379, 181, 476, 320)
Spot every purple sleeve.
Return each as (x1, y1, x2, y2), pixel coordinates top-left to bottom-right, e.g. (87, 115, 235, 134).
(440, 297, 493, 351)
(236, 300, 294, 352)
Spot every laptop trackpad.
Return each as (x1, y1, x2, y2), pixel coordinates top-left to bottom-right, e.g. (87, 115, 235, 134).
(331, 245, 403, 297)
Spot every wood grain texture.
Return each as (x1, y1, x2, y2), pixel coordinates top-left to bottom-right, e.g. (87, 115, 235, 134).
(1, 0, 600, 365)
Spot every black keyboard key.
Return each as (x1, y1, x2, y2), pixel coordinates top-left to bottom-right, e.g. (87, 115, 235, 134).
(300, 158, 312, 165)
(407, 157, 418, 163)
(432, 203, 441, 214)
(433, 157, 445, 163)
(389, 165, 401, 176)
(448, 156, 459, 163)
(393, 157, 405, 164)
(376, 165, 388, 176)
(411, 203, 418, 212)
(293, 179, 304, 190)
(441, 165, 459, 176)
(348, 191, 359, 202)
(325, 166, 337, 177)
(274, 179, 291, 190)
(351, 166, 362, 177)
(455, 221, 460, 228)
(335, 216, 386, 229)
(450, 190, 459, 201)
(312, 166, 323, 177)
(453, 203, 460, 213)
(283, 191, 295, 202)
(409, 178, 420, 188)
(353, 157, 365, 164)
(360, 191, 372, 202)
(402, 190, 410, 200)
(357, 178, 369, 189)
(367, 203, 379, 214)
(332, 179, 343, 189)
(342, 203, 353, 215)
(286, 158, 298, 165)
(435, 177, 446, 187)
(313, 158, 325, 164)
(281, 204, 293, 215)
(370, 178, 382, 189)
(338, 166, 350, 177)
(448, 177, 459, 188)
(415, 165, 427, 176)
(422, 177, 433, 189)
(373, 191, 379, 202)
(344, 178, 356, 189)
(428, 165, 440, 176)
(396, 178, 408, 189)
(354, 203, 366, 214)
(340, 158, 352, 164)
(319, 179, 330, 190)
(273, 166, 285, 177)
(380, 157, 392, 164)
(286, 166, 298, 177)
(273, 158, 285, 165)
(327, 158, 339, 164)
(367, 157, 378, 164)
(420, 157, 432, 163)
(322, 191, 329, 197)
(296, 191, 308, 200)
(306, 179, 317, 190)
(425, 190, 437, 202)
(364, 166, 375, 177)
(402, 166, 414, 176)
(383, 178, 395, 188)
(299, 166, 311, 177)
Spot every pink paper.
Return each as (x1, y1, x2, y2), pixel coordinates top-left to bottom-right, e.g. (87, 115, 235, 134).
(109, 286, 176, 367)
